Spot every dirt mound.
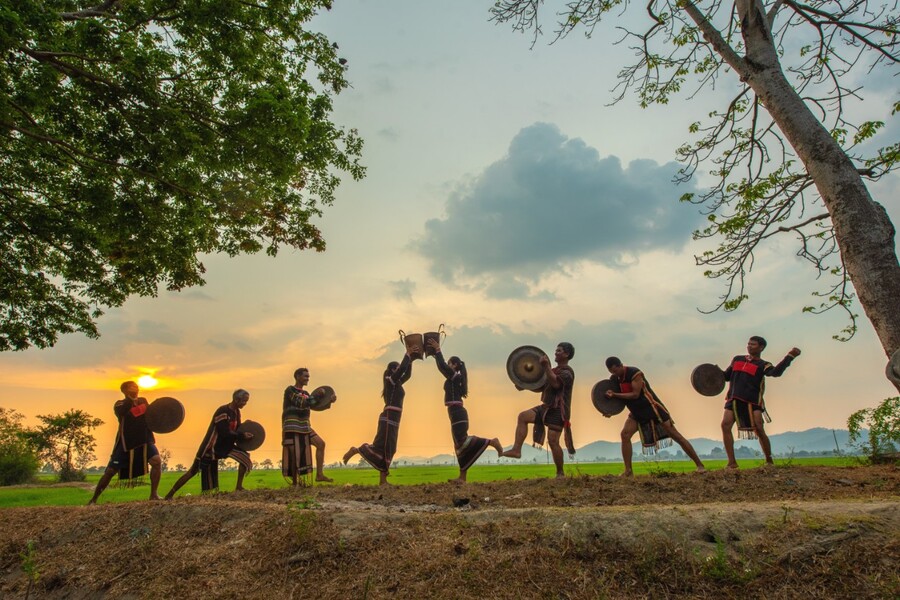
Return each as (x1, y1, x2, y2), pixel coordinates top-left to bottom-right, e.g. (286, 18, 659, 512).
(1, 465, 898, 599)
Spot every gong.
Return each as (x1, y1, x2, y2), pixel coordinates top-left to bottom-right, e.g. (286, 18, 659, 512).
(690, 363, 727, 396)
(145, 397, 185, 434)
(591, 379, 626, 416)
(310, 385, 337, 411)
(236, 420, 265, 452)
(506, 345, 548, 391)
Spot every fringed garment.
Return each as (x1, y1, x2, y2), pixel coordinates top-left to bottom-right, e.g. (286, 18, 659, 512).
(194, 404, 248, 493)
(107, 397, 157, 487)
(724, 354, 794, 439)
(613, 367, 674, 455)
(358, 355, 412, 473)
(531, 365, 576, 456)
(282, 386, 314, 485)
(434, 351, 491, 471)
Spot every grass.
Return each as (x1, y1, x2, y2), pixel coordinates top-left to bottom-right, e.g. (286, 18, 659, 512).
(0, 456, 858, 508)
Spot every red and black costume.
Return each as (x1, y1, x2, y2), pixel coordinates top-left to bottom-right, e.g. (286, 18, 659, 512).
(433, 351, 491, 471)
(724, 354, 795, 439)
(357, 354, 412, 473)
(106, 396, 159, 484)
(531, 365, 576, 455)
(612, 366, 673, 454)
(189, 404, 251, 492)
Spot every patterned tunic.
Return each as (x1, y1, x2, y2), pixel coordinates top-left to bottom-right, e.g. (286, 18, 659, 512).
(724, 354, 795, 438)
(531, 365, 576, 454)
(108, 397, 157, 481)
(282, 386, 314, 481)
(193, 404, 251, 491)
(613, 366, 673, 453)
(434, 351, 491, 471)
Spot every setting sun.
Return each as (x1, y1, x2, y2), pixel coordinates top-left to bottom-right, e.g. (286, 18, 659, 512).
(137, 374, 158, 389)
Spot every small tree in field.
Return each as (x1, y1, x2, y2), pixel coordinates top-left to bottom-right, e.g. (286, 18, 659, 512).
(848, 397, 900, 463)
(28, 409, 103, 482)
(0, 407, 39, 485)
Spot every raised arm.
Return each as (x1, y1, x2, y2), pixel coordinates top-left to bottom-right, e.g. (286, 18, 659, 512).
(766, 348, 801, 378)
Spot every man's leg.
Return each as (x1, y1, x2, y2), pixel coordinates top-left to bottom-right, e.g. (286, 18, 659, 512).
(500, 409, 536, 458)
(164, 463, 199, 500)
(752, 410, 774, 465)
(721, 410, 738, 469)
(378, 470, 390, 485)
(620, 418, 639, 477)
(662, 421, 706, 472)
(489, 438, 503, 456)
(236, 463, 247, 491)
(547, 429, 564, 478)
(310, 434, 333, 482)
(148, 454, 162, 500)
(87, 466, 118, 505)
(342, 446, 359, 465)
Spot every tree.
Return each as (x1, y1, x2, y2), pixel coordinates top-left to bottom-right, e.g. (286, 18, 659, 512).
(491, 1, 900, 391)
(1, 0, 365, 351)
(28, 409, 103, 481)
(848, 396, 900, 462)
(158, 447, 171, 472)
(0, 407, 39, 485)
(260, 458, 274, 470)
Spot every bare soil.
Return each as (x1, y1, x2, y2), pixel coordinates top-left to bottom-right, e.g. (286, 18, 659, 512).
(1, 465, 898, 599)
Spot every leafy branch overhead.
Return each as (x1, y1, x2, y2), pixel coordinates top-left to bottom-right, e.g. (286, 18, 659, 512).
(0, 0, 365, 350)
(492, 0, 899, 348)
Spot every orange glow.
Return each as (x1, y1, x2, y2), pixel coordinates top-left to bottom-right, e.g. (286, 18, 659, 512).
(137, 374, 159, 389)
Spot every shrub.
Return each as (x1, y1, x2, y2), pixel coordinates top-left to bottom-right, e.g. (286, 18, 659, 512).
(0, 443, 40, 486)
(847, 397, 900, 462)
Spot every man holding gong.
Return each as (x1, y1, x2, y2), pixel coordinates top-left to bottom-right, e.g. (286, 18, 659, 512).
(602, 357, 705, 476)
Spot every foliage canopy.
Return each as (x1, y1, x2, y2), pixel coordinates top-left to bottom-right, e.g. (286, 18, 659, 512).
(1, 0, 364, 350)
(27, 408, 103, 479)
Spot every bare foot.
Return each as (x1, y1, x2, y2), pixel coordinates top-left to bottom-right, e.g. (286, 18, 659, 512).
(235, 486, 245, 492)
(555, 472, 566, 479)
(500, 449, 521, 459)
(149, 494, 161, 501)
(316, 474, 334, 483)
(378, 479, 392, 486)
(490, 438, 504, 456)
(725, 463, 740, 470)
(620, 470, 634, 478)
(447, 477, 465, 484)
(694, 466, 707, 474)
(342, 447, 358, 465)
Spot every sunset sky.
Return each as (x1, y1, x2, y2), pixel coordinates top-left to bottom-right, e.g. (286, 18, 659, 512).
(2, 2, 898, 469)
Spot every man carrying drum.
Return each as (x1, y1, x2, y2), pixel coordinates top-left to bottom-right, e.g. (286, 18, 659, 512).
(721, 336, 801, 468)
(602, 358, 705, 476)
(282, 368, 333, 486)
(501, 342, 576, 479)
(164, 389, 255, 498)
(88, 380, 162, 505)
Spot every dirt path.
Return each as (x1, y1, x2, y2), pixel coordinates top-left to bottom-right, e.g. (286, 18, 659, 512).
(1, 465, 897, 599)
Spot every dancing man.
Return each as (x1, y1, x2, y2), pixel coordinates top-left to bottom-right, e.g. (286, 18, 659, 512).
(282, 368, 333, 486)
(603, 357, 705, 476)
(501, 342, 576, 478)
(165, 389, 254, 498)
(342, 345, 417, 485)
(722, 336, 801, 468)
(88, 380, 161, 504)
(427, 339, 503, 483)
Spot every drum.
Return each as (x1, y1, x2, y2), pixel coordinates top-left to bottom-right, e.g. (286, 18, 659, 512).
(591, 380, 626, 416)
(506, 345, 548, 391)
(309, 385, 337, 411)
(399, 330, 424, 360)
(145, 396, 185, 434)
(691, 363, 726, 396)
(236, 420, 265, 452)
(423, 324, 447, 358)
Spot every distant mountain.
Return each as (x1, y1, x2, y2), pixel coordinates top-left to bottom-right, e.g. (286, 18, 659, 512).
(391, 427, 863, 465)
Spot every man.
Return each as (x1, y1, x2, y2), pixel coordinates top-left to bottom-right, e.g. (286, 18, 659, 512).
(501, 342, 575, 478)
(164, 389, 254, 498)
(722, 336, 801, 468)
(282, 368, 333, 485)
(88, 381, 161, 504)
(603, 357, 706, 476)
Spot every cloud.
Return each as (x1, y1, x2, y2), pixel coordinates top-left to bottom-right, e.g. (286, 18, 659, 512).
(412, 123, 702, 297)
(389, 279, 416, 302)
(135, 320, 181, 346)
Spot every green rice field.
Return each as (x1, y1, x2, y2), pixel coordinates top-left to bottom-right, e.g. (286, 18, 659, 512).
(0, 456, 858, 508)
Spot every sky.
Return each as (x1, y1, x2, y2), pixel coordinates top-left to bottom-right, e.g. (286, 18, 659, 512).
(2, 1, 898, 469)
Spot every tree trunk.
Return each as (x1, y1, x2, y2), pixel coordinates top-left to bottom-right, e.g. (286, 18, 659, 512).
(734, 0, 900, 392)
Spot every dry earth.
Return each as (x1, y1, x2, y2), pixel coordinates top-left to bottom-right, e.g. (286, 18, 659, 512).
(1, 465, 898, 599)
